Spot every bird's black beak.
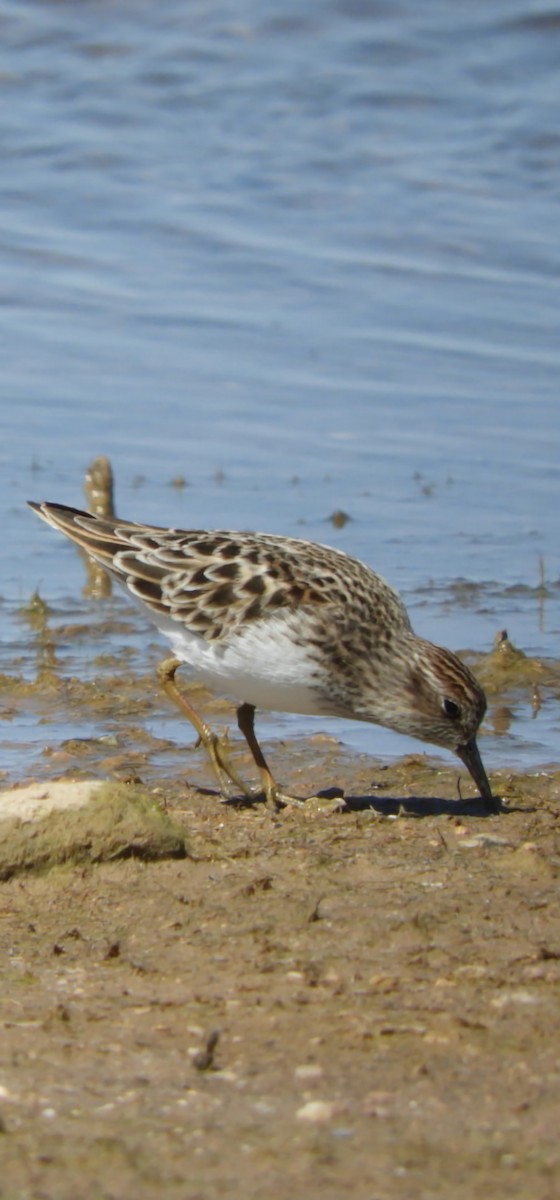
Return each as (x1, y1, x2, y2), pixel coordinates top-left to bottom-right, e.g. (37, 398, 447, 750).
(457, 738, 500, 813)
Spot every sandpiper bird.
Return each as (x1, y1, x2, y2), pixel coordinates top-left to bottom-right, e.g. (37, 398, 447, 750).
(29, 501, 497, 812)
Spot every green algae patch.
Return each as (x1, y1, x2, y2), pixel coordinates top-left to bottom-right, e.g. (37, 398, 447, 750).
(0, 780, 187, 880)
(474, 629, 550, 692)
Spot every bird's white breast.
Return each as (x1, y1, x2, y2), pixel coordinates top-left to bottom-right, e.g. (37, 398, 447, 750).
(144, 606, 335, 717)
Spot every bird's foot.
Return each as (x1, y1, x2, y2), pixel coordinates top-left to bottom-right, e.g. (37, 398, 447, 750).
(261, 783, 306, 810)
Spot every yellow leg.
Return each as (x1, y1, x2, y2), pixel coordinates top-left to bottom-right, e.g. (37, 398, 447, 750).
(157, 658, 254, 800)
(236, 702, 305, 808)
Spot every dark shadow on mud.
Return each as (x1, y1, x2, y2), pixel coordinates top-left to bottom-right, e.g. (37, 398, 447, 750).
(193, 785, 523, 818)
(338, 794, 505, 817)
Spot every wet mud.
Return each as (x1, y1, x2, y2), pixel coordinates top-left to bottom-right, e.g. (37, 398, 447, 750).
(1, 758, 560, 1199)
(1, 569, 560, 1197)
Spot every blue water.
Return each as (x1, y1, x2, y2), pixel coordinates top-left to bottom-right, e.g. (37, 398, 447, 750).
(1, 0, 559, 781)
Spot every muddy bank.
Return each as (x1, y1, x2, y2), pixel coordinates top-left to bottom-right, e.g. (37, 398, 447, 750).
(2, 563, 560, 1197)
(1, 758, 559, 1199)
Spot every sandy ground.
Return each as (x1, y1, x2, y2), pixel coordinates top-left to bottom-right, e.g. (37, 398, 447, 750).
(1, 749, 560, 1200)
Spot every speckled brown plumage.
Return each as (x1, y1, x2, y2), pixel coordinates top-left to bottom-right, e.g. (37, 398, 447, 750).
(29, 501, 497, 812)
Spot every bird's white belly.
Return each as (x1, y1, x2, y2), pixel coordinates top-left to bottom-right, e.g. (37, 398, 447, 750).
(148, 609, 333, 717)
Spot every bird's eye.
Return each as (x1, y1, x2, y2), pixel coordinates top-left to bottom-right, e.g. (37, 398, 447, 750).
(443, 698, 461, 720)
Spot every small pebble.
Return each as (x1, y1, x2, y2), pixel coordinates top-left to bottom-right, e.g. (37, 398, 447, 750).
(459, 834, 510, 849)
(296, 1100, 337, 1124)
(491, 990, 539, 1009)
(294, 1064, 323, 1082)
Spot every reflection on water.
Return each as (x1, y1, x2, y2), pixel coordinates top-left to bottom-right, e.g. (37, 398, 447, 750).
(1, 0, 559, 779)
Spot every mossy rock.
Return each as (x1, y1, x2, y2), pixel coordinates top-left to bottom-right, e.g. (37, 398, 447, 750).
(0, 780, 187, 880)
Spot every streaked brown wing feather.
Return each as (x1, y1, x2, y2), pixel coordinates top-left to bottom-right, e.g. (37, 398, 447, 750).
(29, 502, 334, 640)
(29, 501, 411, 644)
